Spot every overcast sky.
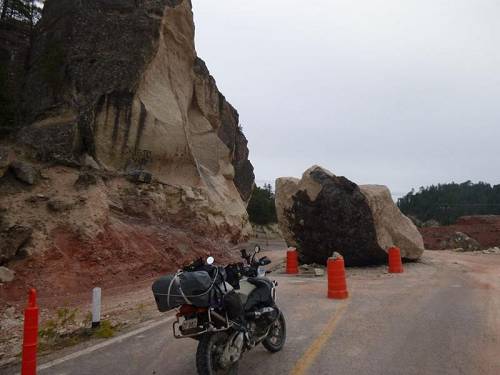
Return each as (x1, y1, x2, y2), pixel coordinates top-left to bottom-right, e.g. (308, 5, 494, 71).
(192, 0, 500, 197)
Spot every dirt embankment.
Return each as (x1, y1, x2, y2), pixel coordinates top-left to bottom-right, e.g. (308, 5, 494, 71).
(420, 216, 500, 250)
(0, 163, 245, 365)
(0, 165, 240, 308)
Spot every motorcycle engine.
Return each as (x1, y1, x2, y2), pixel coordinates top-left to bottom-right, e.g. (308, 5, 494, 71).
(247, 310, 276, 343)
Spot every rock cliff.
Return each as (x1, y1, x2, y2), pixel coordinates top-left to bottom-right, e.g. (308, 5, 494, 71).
(20, 0, 253, 202)
(0, 0, 254, 299)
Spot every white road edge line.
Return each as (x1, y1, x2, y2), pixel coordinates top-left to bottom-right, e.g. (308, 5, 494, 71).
(36, 316, 175, 372)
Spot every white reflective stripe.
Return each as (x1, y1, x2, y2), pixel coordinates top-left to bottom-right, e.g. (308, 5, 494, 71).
(91, 287, 101, 324)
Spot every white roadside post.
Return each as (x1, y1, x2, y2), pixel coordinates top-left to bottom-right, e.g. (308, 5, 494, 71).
(92, 287, 101, 328)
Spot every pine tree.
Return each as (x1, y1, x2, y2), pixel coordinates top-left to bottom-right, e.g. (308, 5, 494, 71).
(397, 182, 500, 225)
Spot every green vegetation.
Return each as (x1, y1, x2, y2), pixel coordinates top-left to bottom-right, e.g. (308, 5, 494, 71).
(247, 183, 277, 225)
(38, 307, 116, 352)
(93, 320, 115, 339)
(39, 307, 78, 342)
(397, 181, 500, 225)
(38, 307, 80, 350)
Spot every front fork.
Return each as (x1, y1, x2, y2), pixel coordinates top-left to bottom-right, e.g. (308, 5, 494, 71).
(271, 280, 278, 302)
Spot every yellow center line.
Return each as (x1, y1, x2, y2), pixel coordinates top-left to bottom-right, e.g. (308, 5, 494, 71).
(289, 301, 350, 375)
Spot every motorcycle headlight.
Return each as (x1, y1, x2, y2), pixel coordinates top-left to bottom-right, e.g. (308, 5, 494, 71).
(257, 266, 266, 277)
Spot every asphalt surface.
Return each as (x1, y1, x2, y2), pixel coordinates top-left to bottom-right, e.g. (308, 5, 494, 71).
(5, 251, 500, 375)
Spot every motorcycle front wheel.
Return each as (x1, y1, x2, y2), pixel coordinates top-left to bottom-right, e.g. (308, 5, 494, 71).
(196, 332, 239, 375)
(262, 311, 286, 353)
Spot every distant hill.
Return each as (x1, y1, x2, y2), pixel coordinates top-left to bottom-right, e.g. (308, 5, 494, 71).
(397, 181, 500, 225)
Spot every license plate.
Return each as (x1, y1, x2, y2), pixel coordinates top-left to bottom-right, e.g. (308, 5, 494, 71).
(181, 318, 198, 330)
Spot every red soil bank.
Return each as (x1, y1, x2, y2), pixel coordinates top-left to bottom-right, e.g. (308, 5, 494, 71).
(0, 219, 238, 307)
(420, 215, 500, 250)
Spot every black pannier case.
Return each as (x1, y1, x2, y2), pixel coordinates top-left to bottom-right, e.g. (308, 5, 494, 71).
(152, 271, 214, 312)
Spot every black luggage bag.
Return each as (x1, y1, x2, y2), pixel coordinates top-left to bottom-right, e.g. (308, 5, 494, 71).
(152, 271, 215, 312)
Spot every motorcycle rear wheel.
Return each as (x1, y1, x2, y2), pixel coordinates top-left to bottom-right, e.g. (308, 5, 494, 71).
(196, 332, 239, 375)
(262, 312, 286, 353)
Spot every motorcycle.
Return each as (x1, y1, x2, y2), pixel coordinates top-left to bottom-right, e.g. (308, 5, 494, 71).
(152, 245, 286, 374)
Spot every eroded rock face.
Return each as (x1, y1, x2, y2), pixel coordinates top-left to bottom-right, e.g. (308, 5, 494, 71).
(12, 0, 253, 241)
(0, 0, 255, 299)
(275, 166, 424, 266)
(0, 165, 242, 302)
(0, 20, 31, 136)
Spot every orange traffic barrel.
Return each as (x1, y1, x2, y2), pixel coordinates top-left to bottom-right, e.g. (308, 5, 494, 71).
(327, 256, 349, 299)
(388, 247, 404, 273)
(286, 248, 299, 274)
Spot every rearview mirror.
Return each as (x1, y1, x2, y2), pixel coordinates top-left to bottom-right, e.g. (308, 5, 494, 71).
(254, 245, 261, 253)
(207, 256, 214, 265)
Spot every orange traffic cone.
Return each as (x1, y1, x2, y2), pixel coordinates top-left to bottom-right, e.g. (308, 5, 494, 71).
(21, 289, 39, 375)
(286, 248, 299, 274)
(388, 247, 404, 273)
(327, 256, 349, 299)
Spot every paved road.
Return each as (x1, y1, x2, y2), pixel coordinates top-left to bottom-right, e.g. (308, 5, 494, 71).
(7, 252, 500, 375)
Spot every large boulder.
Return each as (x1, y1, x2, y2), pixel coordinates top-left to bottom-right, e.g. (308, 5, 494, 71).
(275, 166, 424, 266)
